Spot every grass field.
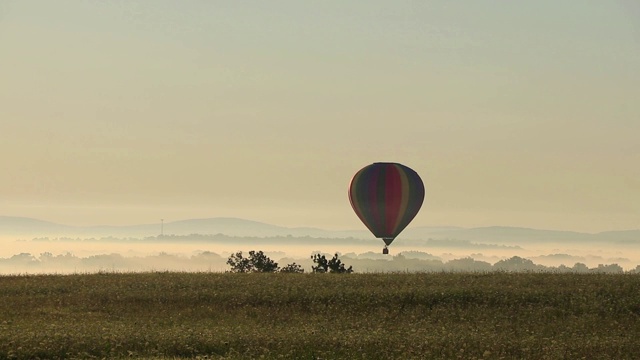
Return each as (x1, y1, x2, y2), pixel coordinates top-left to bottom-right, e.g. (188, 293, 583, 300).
(1, 272, 640, 359)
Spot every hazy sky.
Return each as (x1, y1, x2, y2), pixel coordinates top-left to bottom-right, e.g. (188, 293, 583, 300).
(1, 1, 639, 232)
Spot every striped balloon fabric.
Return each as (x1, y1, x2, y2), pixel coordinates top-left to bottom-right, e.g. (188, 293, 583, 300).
(348, 163, 425, 246)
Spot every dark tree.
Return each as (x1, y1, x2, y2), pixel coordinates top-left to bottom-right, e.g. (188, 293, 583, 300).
(226, 250, 279, 273)
(248, 250, 279, 273)
(226, 251, 252, 273)
(311, 253, 353, 273)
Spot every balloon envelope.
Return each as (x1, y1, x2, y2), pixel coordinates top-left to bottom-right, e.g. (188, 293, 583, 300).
(348, 162, 425, 246)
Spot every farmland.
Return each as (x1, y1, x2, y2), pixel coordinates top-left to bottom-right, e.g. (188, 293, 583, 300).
(1, 272, 640, 359)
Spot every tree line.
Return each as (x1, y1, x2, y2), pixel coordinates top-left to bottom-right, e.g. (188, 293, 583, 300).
(0, 251, 636, 274)
(226, 251, 353, 273)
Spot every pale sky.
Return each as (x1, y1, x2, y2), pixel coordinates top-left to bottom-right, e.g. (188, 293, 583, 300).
(1, 1, 639, 232)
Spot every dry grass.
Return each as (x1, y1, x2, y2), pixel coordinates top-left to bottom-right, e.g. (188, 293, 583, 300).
(1, 272, 640, 359)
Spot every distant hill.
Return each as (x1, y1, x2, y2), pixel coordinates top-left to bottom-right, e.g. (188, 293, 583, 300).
(401, 226, 640, 245)
(0, 216, 359, 239)
(0, 216, 638, 244)
(0, 216, 72, 235)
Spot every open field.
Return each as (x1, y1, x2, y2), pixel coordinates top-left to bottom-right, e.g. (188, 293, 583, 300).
(1, 272, 640, 359)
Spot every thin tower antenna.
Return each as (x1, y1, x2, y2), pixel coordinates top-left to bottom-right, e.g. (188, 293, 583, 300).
(160, 219, 164, 236)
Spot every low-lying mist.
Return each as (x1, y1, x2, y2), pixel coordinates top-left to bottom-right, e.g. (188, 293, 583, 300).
(1, 233, 639, 274)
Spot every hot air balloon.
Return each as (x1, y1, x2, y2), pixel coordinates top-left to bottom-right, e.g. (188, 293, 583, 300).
(348, 162, 425, 254)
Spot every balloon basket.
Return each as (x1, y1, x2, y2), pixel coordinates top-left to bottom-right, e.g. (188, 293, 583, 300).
(382, 246, 389, 255)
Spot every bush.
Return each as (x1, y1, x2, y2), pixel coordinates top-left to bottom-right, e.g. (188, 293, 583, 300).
(280, 262, 305, 273)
